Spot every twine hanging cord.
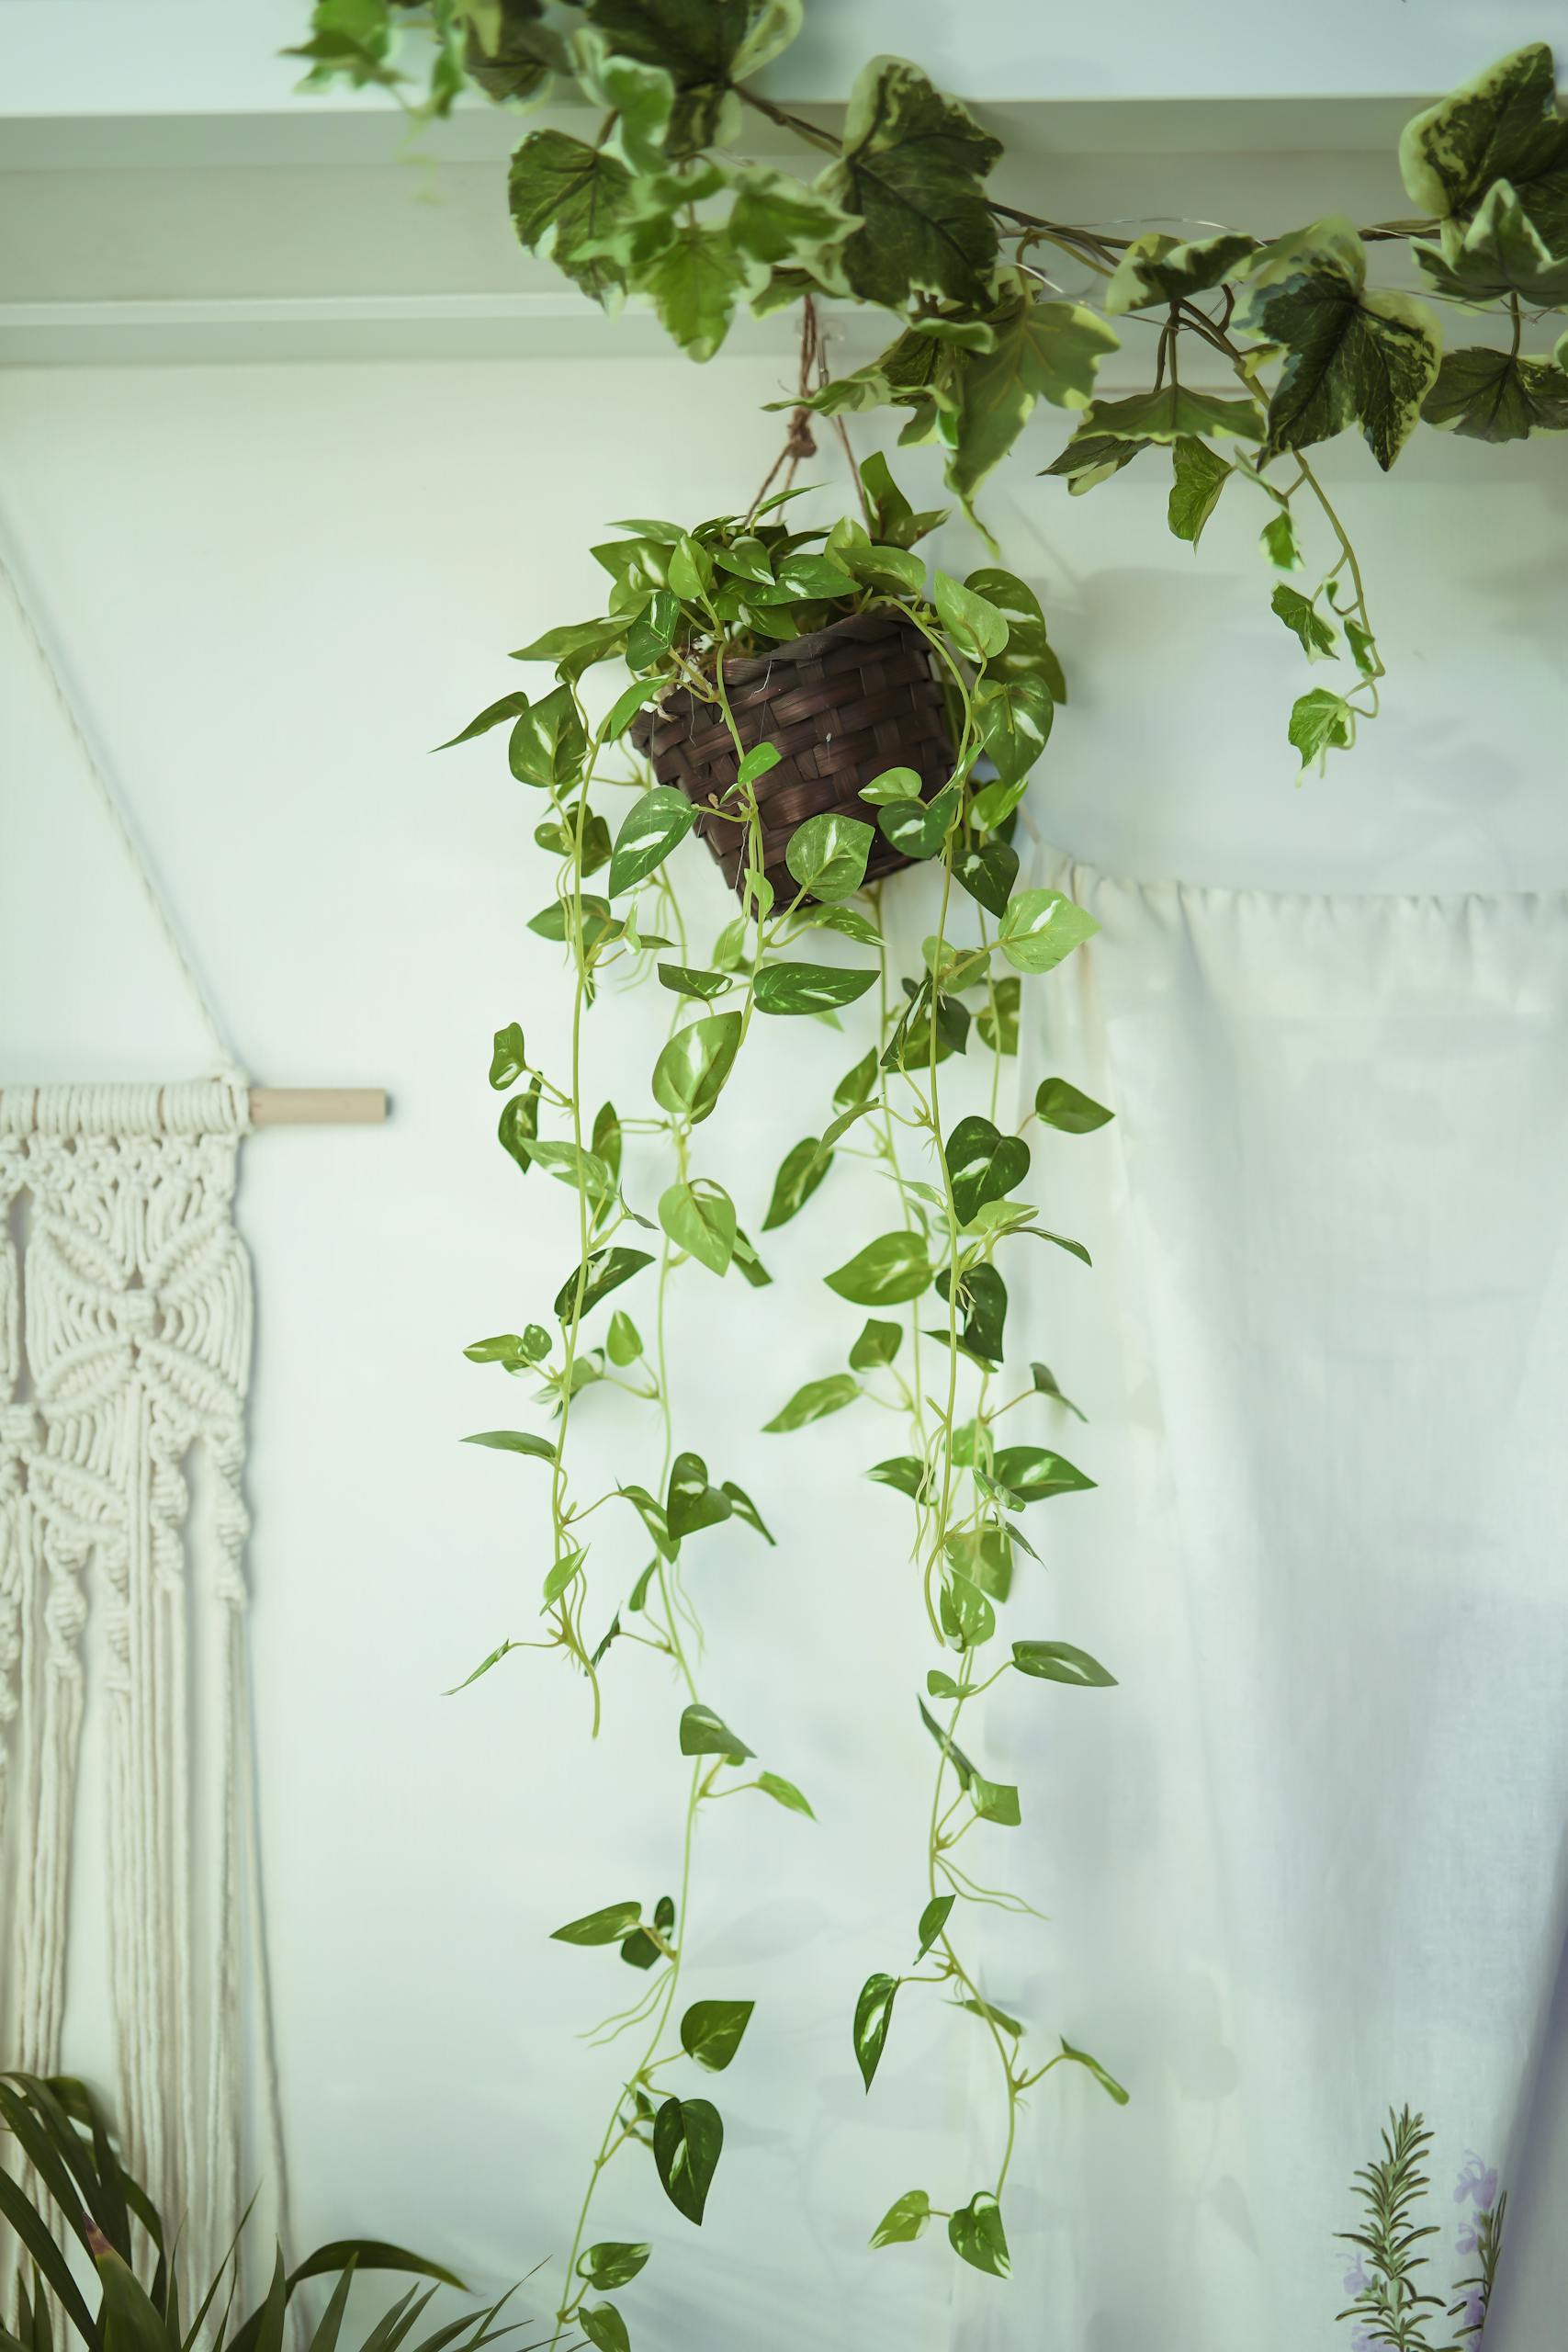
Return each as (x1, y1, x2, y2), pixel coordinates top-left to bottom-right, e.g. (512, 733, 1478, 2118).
(747, 297, 874, 532)
(0, 530, 244, 1087)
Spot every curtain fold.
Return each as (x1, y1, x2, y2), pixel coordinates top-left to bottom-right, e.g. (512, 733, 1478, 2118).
(954, 856, 1568, 2350)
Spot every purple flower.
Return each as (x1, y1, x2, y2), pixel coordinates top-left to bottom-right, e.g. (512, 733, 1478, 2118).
(1343, 2258, 1371, 2296)
(1455, 2287, 1486, 2334)
(1457, 2218, 1479, 2256)
(1454, 2154, 1498, 2211)
(1350, 2330, 1379, 2352)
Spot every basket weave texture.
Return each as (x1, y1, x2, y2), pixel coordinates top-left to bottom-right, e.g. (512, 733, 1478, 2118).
(630, 610, 953, 903)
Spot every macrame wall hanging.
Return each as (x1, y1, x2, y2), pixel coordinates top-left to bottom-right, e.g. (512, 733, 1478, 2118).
(0, 535, 383, 2296)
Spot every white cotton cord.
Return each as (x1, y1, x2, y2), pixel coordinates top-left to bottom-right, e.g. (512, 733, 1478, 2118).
(0, 515, 244, 1083)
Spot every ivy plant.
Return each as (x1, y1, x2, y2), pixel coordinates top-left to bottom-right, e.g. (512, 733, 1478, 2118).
(438, 449, 1121, 2335)
(294, 11, 1568, 767)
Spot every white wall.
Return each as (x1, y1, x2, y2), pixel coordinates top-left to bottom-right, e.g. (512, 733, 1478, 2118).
(1, 351, 1565, 2349)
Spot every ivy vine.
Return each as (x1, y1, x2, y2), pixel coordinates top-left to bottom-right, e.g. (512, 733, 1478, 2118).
(293, 8, 1568, 765)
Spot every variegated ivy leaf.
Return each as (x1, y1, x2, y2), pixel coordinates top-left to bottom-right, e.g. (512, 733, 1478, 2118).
(587, 0, 802, 154)
(508, 130, 635, 307)
(1168, 436, 1231, 548)
(1400, 43, 1568, 260)
(1071, 385, 1265, 447)
(1288, 687, 1356, 770)
(570, 28, 675, 172)
(1270, 585, 1338, 662)
(634, 220, 756, 362)
(1103, 228, 1259, 314)
(943, 290, 1120, 511)
(1043, 428, 1153, 494)
(1234, 216, 1441, 471)
(728, 164, 855, 280)
(818, 58, 1001, 310)
(1413, 181, 1568, 308)
(1423, 347, 1568, 442)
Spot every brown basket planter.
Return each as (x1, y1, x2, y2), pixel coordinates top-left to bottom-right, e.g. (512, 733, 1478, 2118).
(630, 609, 955, 904)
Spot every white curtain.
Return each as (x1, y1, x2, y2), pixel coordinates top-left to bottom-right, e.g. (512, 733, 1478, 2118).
(956, 855, 1568, 2350)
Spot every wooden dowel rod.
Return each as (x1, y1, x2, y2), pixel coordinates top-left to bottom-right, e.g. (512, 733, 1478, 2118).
(250, 1088, 388, 1126)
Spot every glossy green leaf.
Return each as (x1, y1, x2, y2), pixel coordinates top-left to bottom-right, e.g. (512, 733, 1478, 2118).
(825, 1231, 931, 1306)
(551, 1901, 643, 1947)
(848, 1317, 902, 1370)
(1034, 1077, 1112, 1133)
(658, 963, 732, 1002)
(833, 1047, 879, 1113)
(867, 1455, 927, 1499)
(875, 782, 959, 863)
(784, 811, 875, 902)
(1058, 2036, 1131, 2105)
(651, 1012, 743, 1124)
(944, 1115, 1031, 1224)
(609, 786, 698, 894)
(976, 681, 1053, 786)
(998, 888, 1098, 974)
(990, 1446, 1096, 1506)
(666, 1452, 733, 1541)
(577, 2245, 650, 2293)
(762, 1373, 862, 1432)
(461, 1328, 548, 1368)
(971, 1773, 1021, 1826)
(858, 763, 925, 806)
(853, 1973, 899, 2090)
(915, 1894, 953, 1961)
(941, 1571, 995, 1651)
(555, 1246, 654, 1321)
(820, 58, 1000, 310)
(436, 691, 530, 751)
(753, 961, 878, 1015)
(722, 1478, 774, 1543)
(527, 895, 623, 953)
(948, 2192, 1010, 2278)
(619, 1890, 675, 1972)
(578, 2306, 629, 2352)
(932, 571, 1010, 661)
(653, 2095, 723, 2225)
(870, 2189, 931, 2249)
(730, 1226, 773, 1288)
(918, 1696, 976, 1790)
(509, 684, 587, 788)
(949, 841, 1019, 922)
(461, 1429, 557, 1463)
(1012, 1639, 1118, 1688)
(977, 977, 1020, 1055)
(761, 1135, 830, 1230)
(679, 1702, 753, 1764)
(617, 1483, 674, 1562)
(957, 1993, 1024, 2036)
(659, 1179, 737, 1276)
(542, 1543, 588, 1606)
(681, 1999, 755, 2072)
(488, 1023, 527, 1090)
(498, 1080, 542, 1171)
(756, 1770, 815, 1818)
(1031, 1359, 1086, 1419)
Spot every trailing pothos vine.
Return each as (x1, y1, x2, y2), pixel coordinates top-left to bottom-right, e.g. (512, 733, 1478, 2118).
(295, 7, 1568, 768)
(439, 448, 1120, 2336)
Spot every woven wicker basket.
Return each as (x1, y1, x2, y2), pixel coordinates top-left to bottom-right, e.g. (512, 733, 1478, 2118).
(629, 609, 954, 904)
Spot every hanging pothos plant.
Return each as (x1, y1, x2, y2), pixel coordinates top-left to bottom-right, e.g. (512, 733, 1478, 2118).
(290, 6, 1565, 2343)
(292, 7, 1568, 767)
(438, 431, 1120, 2341)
